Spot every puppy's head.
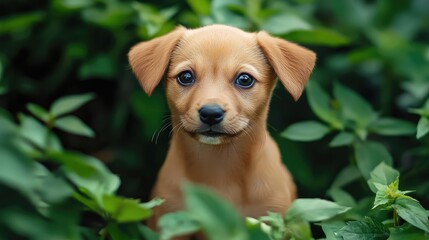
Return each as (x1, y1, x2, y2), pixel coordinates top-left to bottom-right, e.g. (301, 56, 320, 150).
(128, 25, 316, 145)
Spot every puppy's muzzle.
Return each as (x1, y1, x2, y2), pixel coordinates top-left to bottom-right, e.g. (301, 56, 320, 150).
(199, 104, 224, 125)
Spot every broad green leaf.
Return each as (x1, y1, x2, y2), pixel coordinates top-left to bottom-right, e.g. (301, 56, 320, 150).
(187, 0, 211, 15)
(369, 118, 415, 136)
(321, 221, 346, 240)
(354, 141, 393, 179)
(159, 211, 200, 240)
(388, 223, 429, 240)
(261, 14, 311, 35)
(373, 187, 389, 209)
(245, 218, 271, 240)
(306, 81, 343, 129)
(48, 151, 120, 203)
(259, 212, 286, 240)
(138, 225, 160, 240)
(283, 29, 350, 46)
(285, 218, 312, 240)
(334, 83, 378, 127)
(102, 195, 151, 223)
(393, 198, 429, 233)
(54, 116, 94, 137)
(337, 217, 389, 240)
(50, 93, 95, 117)
(27, 103, 50, 122)
(331, 165, 361, 189)
(79, 55, 116, 79)
(281, 121, 331, 141)
(183, 183, 248, 240)
(18, 114, 63, 151)
(329, 132, 355, 147)
(417, 117, 429, 139)
(0, 12, 45, 35)
(328, 188, 357, 207)
(285, 198, 350, 222)
(367, 162, 400, 193)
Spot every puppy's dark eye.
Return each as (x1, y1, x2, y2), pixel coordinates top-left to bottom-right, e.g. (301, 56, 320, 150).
(177, 71, 195, 86)
(235, 73, 255, 89)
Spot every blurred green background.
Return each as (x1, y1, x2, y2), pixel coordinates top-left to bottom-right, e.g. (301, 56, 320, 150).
(1, 0, 429, 239)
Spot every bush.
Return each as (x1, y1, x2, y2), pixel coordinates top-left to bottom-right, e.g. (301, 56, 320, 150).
(1, 0, 428, 239)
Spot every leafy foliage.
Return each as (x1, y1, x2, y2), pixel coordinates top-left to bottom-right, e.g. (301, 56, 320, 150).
(1, 0, 429, 239)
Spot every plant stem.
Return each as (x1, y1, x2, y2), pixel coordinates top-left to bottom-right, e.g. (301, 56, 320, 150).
(393, 209, 399, 226)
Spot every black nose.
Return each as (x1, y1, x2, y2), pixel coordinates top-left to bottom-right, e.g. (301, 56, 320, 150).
(199, 104, 225, 125)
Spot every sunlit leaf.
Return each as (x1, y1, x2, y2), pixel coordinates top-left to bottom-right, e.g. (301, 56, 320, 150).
(334, 83, 378, 128)
(0, 12, 45, 35)
(393, 198, 429, 233)
(285, 198, 350, 222)
(159, 211, 200, 240)
(261, 14, 311, 35)
(183, 183, 248, 240)
(306, 81, 343, 129)
(369, 118, 415, 136)
(367, 162, 399, 193)
(329, 132, 355, 147)
(102, 195, 151, 223)
(281, 121, 331, 141)
(187, 0, 211, 15)
(54, 116, 94, 137)
(26, 103, 50, 122)
(416, 117, 429, 139)
(337, 217, 389, 240)
(354, 141, 392, 179)
(283, 29, 350, 46)
(50, 93, 95, 117)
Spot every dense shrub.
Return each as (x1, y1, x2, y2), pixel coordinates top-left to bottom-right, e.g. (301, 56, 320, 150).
(1, 0, 428, 239)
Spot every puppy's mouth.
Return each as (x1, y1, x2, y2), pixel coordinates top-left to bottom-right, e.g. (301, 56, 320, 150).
(184, 129, 242, 145)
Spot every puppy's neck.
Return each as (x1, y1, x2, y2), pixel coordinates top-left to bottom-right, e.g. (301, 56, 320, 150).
(170, 121, 268, 179)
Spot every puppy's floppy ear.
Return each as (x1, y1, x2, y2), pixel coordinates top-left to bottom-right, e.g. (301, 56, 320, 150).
(257, 31, 316, 101)
(128, 26, 186, 95)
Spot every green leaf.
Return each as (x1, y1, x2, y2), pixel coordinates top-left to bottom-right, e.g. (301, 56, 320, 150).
(285, 198, 350, 222)
(159, 211, 200, 240)
(373, 187, 390, 209)
(183, 183, 248, 240)
(334, 83, 378, 127)
(331, 165, 361, 189)
(0, 12, 45, 35)
(337, 217, 389, 240)
(285, 218, 312, 240)
(281, 121, 331, 141)
(388, 223, 429, 240)
(306, 81, 343, 129)
(245, 217, 271, 240)
(321, 221, 346, 240)
(369, 118, 415, 136)
(187, 0, 211, 15)
(50, 93, 95, 117)
(54, 116, 94, 137)
(354, 141, 393, 179)
(282, 28, 350, 46)
(259, 212, 286, 240)
(26, 103, 50, 122)
(328, 188, 357, 207)
(329, 132, 355, 147)
(393, 198, 429, 233)
(261, 14, 311, 35)
(102, 195, 151, 223)
(367, 162, 400, 193)
(140, 198, 165, 209)
(417, 117, 429, 139)
(18, 114, 62, 151)
(48, 151, 120, 203)
(138, 225, 160, 240)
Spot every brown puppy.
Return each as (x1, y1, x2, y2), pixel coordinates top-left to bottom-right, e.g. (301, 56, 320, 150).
(128, 25, 316, 231)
